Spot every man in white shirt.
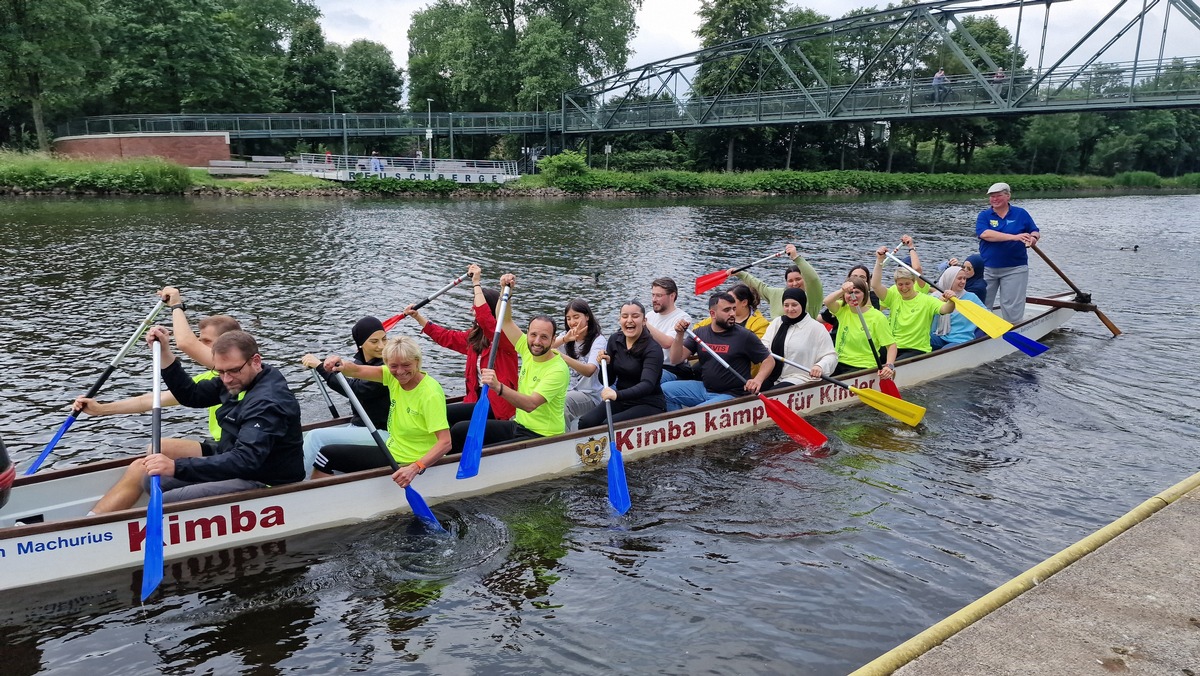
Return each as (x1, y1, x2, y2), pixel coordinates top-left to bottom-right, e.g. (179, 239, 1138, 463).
(646, 277, 693, 383)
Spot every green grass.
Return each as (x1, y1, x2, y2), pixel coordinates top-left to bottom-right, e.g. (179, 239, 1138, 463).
(0, 151, 192, 193)
(189, 168, 340, 192)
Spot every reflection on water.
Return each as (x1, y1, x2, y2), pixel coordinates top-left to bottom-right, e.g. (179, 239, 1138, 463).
(1, 193, 1199, 674)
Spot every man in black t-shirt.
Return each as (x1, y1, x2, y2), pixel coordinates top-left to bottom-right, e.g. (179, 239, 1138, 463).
(662, 292, 774, 411)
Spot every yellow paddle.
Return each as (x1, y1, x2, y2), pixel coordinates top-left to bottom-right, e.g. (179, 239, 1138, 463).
(885, 252, 1013, 339)
(769, 353, 925, 427)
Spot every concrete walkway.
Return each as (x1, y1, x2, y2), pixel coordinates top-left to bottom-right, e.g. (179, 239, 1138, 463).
(894, 489, 1200, 675)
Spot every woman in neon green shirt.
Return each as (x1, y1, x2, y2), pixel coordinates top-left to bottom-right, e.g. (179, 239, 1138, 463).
(317, 336, 450, 489)
(823, 278, 898, 381)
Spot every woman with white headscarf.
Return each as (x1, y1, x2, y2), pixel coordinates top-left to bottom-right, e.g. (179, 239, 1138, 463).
(930, 266, 986, 349)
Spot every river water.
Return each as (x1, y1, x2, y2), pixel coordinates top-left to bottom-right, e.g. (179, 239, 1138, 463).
(0, 192, 1197, 674)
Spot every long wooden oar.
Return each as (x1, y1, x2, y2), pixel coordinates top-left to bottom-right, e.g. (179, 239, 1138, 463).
(884, 252, 1016, 340)
(457, 285, 512, 479)
(769, 353, 925, 426)
(599, 361, 631, 515)
(885, 253, 1047, 357)
(310, 368, 341, 418)
(685, 329, 826, 449)
(334, 373, 445, 533)
(854, 306, 903, 399)
(1030, 243, 1121, 336)
(25, 299, 167, 475)
(140, 339, 166, 601)
(382, 271, 470, 331)
(694, 250, 785, 295)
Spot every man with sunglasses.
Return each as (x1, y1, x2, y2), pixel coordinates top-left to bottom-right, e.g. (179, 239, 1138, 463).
(90, 327, 304, 514)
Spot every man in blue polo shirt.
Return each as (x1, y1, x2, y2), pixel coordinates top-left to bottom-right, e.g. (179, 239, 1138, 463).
(976, 182, 1041, 323)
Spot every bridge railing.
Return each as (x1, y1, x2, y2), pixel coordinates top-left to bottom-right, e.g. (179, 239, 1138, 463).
(563, 57, 1200, 131)
(58, 112, 557, 139)
(295, 153, 518, 175)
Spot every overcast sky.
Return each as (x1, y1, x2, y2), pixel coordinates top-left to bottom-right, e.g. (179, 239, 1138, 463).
(314, 0, 1196, 103)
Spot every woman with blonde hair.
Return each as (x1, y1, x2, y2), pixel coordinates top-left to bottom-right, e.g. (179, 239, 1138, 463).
(316, 336, 450, 488)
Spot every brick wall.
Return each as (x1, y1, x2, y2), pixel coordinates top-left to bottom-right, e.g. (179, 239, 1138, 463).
(54, 133, 230, 167)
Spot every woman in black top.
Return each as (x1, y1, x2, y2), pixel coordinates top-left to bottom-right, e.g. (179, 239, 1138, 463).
(577, 300, 665, 430)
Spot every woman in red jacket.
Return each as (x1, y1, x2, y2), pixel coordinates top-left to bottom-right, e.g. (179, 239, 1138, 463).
(405, 263, 519, 427)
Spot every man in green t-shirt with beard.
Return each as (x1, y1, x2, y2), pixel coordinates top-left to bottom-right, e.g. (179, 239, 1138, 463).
(448, 273, 569, 453)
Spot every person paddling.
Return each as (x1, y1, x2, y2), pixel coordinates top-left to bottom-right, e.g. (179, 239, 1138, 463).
(760, 288, 837, 389)
(824, 278, 897, 380)
(577, 300, 665, 429)
(871, 245, 955, 360)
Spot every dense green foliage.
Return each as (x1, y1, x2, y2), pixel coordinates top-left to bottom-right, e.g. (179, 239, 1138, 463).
(2, 0, 1199, 181)
(0, 152, 191, 192)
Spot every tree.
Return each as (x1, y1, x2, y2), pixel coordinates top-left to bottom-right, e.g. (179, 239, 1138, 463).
(98, 0, 267, 114)
(0, 0, 102, 150)
(692, 0, 785, 171)
(339, 40, 404, 112)
(280, 19, 339, 113)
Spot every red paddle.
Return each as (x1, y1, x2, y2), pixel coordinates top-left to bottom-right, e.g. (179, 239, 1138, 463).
(686, 329, 826, 449)
(694, 250, 786, 295)
(382, 272, 469, 331)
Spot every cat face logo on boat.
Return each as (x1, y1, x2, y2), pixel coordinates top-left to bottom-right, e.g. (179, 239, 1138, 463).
(575, 437, 607, 467)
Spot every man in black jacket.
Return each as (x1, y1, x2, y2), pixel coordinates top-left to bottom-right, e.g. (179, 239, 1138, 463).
(91, 327, 303, 514)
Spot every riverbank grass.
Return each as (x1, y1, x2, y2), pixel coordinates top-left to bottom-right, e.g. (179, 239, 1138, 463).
(189, 169, 340, 192)
(0, 151, 191, 193)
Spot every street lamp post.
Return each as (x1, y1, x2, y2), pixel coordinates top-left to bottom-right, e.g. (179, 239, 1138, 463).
(425, 99, 435, 166)
(330, 89, 338, 163)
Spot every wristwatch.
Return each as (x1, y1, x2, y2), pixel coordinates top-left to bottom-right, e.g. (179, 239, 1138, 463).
(885, 363, 895, 369)
(170, 302, 187, 312)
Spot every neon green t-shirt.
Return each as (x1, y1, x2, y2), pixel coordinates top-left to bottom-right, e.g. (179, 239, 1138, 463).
(834, 304, 895, 369)
(380, 369, 450, 464)
(515, 334, 569, 437)
(882, 286, 944, 353)
(192, 369, 241, 441)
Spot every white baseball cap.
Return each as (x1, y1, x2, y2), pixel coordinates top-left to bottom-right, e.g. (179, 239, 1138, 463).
(987, 182, 1011, 195)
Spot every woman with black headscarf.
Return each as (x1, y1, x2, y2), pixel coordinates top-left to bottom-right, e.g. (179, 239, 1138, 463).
(760, 288, 838, 390)
(300, 316, 391, 473)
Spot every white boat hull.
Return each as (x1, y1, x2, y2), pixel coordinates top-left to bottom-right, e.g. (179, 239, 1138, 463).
(0, 297, 1078, 591)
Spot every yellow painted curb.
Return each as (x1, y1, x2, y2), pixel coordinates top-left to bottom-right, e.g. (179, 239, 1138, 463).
(849, 470, 1200, 676)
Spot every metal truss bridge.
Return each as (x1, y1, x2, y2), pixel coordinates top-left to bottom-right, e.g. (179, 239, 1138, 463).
(59, 0, 1200, 144)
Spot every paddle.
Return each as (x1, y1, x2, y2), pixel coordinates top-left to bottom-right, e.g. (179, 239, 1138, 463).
(310, 368, 341, 418)
(853, 306, 903, 399)
(334, 372, 445, 533)
(25, 299, 167, 475)
(1030, 243, 1122, 336)
(598, 361, 631, 515)
(456, 285, 512, 480)
(140, 338, 165, 601)
(769, 353, 925, 426)
(382, 271, 470, 331)
(884, 252, 1047, 357)
(884, 252, 1016, 340)
(685, 329, 826, 449)
(694, 250, 786, 295)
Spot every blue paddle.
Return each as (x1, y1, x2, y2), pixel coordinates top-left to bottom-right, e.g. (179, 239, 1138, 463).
(456, 285, 512, 480)
(140, 339, 166, 601)
(334, 373, 445, 533)
(26, 299, 167, 475)
(599, 361, 631, 515)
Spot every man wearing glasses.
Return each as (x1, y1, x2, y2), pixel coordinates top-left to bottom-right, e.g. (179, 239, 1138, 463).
(90, 327, 304, 514)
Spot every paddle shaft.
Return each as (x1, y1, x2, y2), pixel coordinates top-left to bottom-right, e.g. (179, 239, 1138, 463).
(769, 353, 851, 392)
(599, 361, 618, 450)
(482, 286, 512, 374)
(732, 250, 786, 276)
(853, 306, 887, 368)
(387, 272, 469, 325)
(334, 373, 398, 471)
(311, 368, 341, 418)
(1030, 243, 1122, 336)
(140, 338, 166, 601)
(25, 299, 167, 475)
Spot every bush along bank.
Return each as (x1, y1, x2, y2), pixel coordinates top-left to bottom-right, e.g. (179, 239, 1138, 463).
(3, 151, 1197, 197)
(0, 153, 191, 194)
